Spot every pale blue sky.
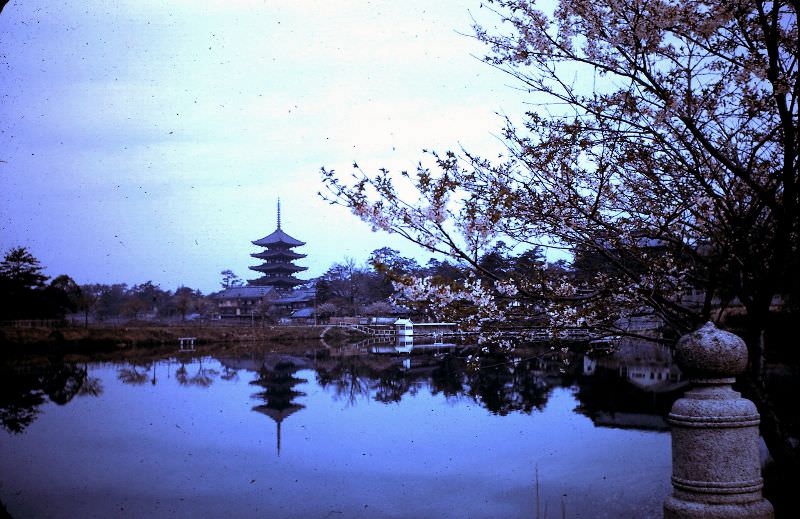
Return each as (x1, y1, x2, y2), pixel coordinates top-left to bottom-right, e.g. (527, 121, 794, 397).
(0, 0, 526, 293)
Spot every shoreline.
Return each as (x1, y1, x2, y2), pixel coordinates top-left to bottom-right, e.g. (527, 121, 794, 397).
(0, 323, 368, 356)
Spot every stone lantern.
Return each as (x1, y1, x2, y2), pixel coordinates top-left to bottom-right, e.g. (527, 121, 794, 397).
(664, 322, 773, 518)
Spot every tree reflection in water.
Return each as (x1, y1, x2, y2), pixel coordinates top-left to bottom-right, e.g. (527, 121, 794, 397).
(0, 361, 102, 433)
(429, 355, 465, 400)
(311, 349, 571, 415)
(175, 358, 218, 388)
(308, 341, 676, 422)
(465, 356, 556, 415)
(219, 365, 239, 382)
(117, 363, 150, 385)
(0, 340, 680, 436)
(314, 355, 393, 405)
(373, 366, 413, 403)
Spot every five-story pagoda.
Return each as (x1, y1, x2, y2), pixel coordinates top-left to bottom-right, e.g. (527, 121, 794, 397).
(248, 200, 307, 290)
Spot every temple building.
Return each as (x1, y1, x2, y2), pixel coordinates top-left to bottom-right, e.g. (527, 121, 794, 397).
(212, 200, 316, 320)
(249, 199, 308, 289)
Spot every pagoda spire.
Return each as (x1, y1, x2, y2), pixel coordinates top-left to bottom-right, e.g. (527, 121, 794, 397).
(277, 198, 281, 230)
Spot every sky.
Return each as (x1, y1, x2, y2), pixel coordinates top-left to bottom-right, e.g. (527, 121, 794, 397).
(0, 0, 528, 293)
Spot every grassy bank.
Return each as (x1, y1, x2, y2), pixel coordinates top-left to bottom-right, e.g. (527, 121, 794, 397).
(0, 323, 368, 355)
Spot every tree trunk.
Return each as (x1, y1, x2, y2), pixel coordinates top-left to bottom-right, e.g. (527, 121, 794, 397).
(737, 294, 800, 502)
(739, 376, 800, 485)
(742, 295, 771, 380)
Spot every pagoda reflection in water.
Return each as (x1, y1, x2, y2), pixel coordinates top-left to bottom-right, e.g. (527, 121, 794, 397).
(249, 360, 307, 455)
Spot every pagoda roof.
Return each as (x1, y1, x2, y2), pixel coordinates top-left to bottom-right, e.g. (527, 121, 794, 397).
(252, 229, 305, 247)
(251, 249, 307, 260)
(250, 263, 308, 274)
(253, 402, 305, 421)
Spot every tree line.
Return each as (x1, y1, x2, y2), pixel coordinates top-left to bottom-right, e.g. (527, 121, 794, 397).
(0, 247, 210, 324)
(0, 243, 591, 325)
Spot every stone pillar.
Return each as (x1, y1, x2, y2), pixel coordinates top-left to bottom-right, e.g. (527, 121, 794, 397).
(664, 322, 773, 518)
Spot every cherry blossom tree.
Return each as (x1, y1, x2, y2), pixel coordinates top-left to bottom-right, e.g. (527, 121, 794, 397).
(321, 0, 798, 358)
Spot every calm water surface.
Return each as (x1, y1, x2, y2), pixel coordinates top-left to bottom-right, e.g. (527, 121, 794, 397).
(1, 342, 679, 518)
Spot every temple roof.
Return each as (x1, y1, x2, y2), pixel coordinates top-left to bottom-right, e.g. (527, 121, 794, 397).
(249, 263, 308, 273)
(252, 229, 305, 248)
(211, 286, 275, 299)
(273, 288, 315, 305)
(291, 307, 315, 318)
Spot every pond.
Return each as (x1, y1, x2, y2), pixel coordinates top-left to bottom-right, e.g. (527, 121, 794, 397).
(0, 340, 684, 518)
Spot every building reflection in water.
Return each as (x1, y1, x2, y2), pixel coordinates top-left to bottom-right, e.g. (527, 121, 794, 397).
(247, 357, 308, 456)
(577, 338, 685, 430)
(583, 339, 683, 390)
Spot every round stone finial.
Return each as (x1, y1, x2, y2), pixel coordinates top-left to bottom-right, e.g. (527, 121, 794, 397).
(674, 322, 748, 378)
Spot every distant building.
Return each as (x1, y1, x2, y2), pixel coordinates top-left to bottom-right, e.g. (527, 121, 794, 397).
(248, 198, 308, 289)
(212, 200, 315, 320)
(213, 285, 275, 318)
(273, 287, 316, 320)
